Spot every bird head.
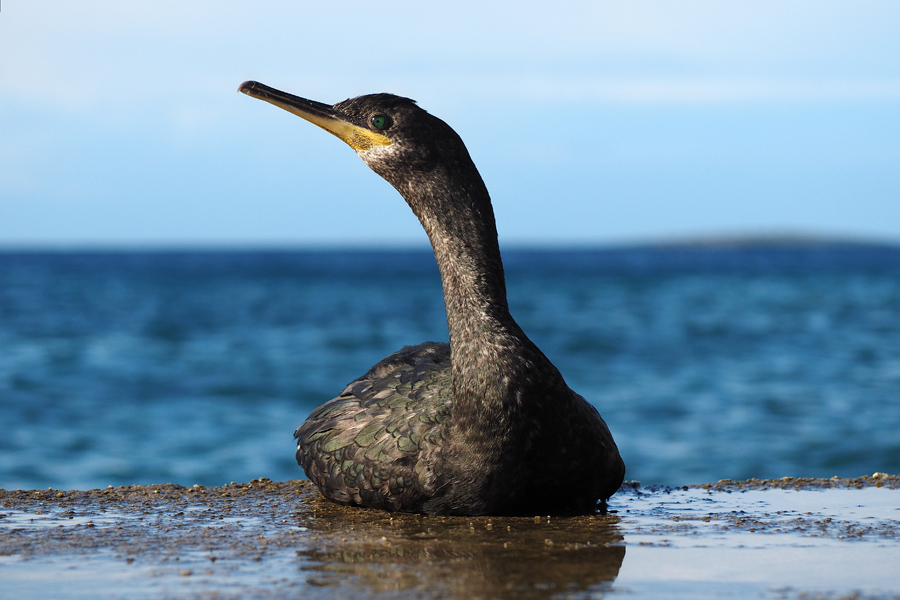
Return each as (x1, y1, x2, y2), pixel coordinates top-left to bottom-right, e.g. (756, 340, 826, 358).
(239, 81, 495, 253)
(238, 81, 469, 182)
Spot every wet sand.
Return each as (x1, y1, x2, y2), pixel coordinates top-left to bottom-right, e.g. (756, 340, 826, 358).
(2, 474, 898, 599)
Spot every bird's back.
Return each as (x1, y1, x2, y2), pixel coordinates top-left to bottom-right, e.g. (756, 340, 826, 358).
(295, 340, 624, 515)
(294, 342, 453, 513)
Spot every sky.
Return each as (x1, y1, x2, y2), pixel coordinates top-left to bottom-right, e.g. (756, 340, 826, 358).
(1, 1, 899, 248)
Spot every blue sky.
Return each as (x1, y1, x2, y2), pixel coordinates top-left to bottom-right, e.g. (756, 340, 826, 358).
(1, 1, 898, 247)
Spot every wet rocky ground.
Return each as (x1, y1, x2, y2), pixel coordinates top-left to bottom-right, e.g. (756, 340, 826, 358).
(1, 474, 899, 599)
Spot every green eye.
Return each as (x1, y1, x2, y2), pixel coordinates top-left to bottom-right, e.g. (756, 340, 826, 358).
(370, 114, 390, 130)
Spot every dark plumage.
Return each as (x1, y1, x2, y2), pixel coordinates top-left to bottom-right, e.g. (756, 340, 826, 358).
(238, 81, 625, 515)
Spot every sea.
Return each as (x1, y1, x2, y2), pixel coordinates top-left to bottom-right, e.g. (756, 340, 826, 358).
(2, 244, 899, 491)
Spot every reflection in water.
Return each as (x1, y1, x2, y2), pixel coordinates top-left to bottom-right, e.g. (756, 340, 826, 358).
(295, 501, 625, 598)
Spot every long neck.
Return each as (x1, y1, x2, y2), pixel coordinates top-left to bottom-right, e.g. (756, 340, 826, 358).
(399, 160, 561, 418)
(428, 195, 515, 360)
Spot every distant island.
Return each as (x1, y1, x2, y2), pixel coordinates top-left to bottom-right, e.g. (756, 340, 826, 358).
(642, 233, 900, 251)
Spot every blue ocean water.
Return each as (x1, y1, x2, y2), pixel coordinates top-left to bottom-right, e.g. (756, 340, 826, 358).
(1, 246, 899, 491)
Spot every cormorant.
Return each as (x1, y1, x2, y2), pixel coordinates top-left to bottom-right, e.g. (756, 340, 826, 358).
(238, 81, 625, 515)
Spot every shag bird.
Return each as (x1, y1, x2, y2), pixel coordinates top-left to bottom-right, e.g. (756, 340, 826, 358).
(238, 81, 625, 516)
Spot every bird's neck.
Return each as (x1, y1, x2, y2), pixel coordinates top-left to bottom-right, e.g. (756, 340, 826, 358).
(402, 165, 560, 418)
(430, 220, 515, 359)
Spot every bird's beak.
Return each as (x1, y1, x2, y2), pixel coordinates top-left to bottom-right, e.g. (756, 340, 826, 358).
(238, 81, 392, 151)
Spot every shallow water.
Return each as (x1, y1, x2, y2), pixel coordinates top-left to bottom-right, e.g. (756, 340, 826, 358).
(1, 246, 900, 489)
(1, 476, 898, 599)
(616, 482, 900, 598)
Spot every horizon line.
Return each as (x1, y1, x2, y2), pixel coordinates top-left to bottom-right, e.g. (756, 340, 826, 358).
(1, 231, 899, 253)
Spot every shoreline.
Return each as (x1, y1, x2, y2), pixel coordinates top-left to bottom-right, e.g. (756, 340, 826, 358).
(2, 474, 899, 599)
